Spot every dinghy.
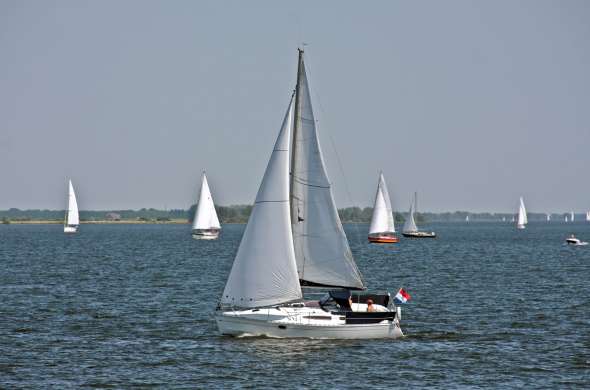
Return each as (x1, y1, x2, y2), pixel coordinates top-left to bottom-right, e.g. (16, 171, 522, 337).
(191, 172, 221, 240)
(215, 49, 404, 339)
(64, 179, 79, 234)
(516, 197, 527, 229)
(402, 192, 436, 238)
(368, 173, 398, 243)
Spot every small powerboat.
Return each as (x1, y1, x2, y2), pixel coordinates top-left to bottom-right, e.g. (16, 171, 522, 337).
(566, 235, 588, 246)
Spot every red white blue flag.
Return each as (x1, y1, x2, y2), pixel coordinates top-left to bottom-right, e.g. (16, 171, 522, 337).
(394, 288, 411, 304)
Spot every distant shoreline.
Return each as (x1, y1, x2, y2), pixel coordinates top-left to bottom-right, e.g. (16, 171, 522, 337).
(5, 219, 189, 225)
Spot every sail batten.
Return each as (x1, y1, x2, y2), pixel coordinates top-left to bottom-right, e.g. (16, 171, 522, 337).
(220, 96, 302, 308)
(290, 50, 364, 290)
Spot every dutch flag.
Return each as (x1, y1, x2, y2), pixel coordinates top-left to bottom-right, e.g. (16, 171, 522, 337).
(394, 288, 411, 304)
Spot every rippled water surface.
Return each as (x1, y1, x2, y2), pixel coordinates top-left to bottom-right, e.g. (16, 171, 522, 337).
(1, 222, 589, 388)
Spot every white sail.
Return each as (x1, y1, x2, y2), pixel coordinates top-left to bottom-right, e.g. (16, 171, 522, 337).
(369, 173, 395, 234)
(465, 215, 469, 222)
(570, 211, 574, 222)
(586, 211, 590, 222)
(66, 180, 79, 226)
(517, 197, 527, 227)
(403, 193, 418, 233)
(290, 52, 364, 290)
(547, 214, 551, 221)
(192, 173, 221, 230)
(220, 97, 302, 308)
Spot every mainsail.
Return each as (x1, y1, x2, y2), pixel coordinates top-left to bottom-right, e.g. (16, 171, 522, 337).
(403, 193, 418, 233)
(221, 97, 302, 308)
(369, 173, 395, 234)
(66, 180, 79, 226)
(192, 173, 221, 231)
(517, 197, 527, 226)
(290, 50, 364, 290)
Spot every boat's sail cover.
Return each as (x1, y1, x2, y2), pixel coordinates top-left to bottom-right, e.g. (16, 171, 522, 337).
(403, 193, 418, 233)
(192, 173, 221, 231)
(290, 52, 364, 290)
(220, 97, 302, 308)
(369, 173, 395, 234)
(517, 197, 527, 226)
(66, 180, 79, 226)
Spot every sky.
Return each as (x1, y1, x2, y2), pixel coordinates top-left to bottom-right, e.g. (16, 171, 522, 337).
(1, 0, 589, 213)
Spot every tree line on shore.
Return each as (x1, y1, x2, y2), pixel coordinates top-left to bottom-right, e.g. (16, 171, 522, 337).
(0, 205, 561, 224)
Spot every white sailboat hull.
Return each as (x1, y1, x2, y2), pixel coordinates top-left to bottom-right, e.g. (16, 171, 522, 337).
(516, 224, 526, 229)
(64, 225, 78, 234)
(191, 229, 220, 240)
(215, 307, 403, 339)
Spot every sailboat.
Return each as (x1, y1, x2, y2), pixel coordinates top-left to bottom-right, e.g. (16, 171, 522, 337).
(368, 173, 398, 243)
(586, 211, 590, 222)
(191, 172, 221, 239)
(402, 192, 436, 238)
(565, 215, 569, 222)
(465, 215, 469, 222)
(215, 49, 403, 339)
(546, 213, 551, 222)
(570, 211, 574, 222)
(516, 196, 527, 229)
(64, 179, 79, 234)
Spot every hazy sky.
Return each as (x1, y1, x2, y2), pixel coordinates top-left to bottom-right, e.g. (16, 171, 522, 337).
(1, 1, 589, 212)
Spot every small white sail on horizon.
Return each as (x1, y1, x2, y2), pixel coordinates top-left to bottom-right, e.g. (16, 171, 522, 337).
(546, 213, 551, 222)
(586, 211, 590, 222)
(402, 193, 419, 233)
(64, 179, 79, 233)
(192, 172, 221, 239)
(465, 215, 469, 222)
(369, 172, 396, 235)
(570, 211, 574, 222)
(517, 197, 527, 229)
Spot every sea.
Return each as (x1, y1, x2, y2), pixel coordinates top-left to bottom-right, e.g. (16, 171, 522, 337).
(1, 222, 589, 389)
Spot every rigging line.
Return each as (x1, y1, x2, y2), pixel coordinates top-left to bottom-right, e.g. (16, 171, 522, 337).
(304, 53, 367, 274)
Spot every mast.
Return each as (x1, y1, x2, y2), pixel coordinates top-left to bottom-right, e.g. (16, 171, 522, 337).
(290, 48, 304, 225)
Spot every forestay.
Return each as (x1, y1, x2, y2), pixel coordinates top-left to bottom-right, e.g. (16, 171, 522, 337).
(369, 173, 395, 234)
(67, 180, 79, 226)
(192, 173, 221, 230)
(290, 52, 364, 290)
(220, 97, 302, 308)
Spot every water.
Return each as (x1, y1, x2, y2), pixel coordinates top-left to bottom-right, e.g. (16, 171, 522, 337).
(1, 222, 589, 388)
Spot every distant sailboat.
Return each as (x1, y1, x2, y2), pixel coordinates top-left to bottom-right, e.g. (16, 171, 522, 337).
(570, 211, 574, 222)
(565, 215, 569, 222)
(546, 213, 551, 222)
(465, 215, 469, 222)
(502, 216, 506, 222)
(368, 172, 398, 243)
(516, 197, 527, 229)
(586, 211, 590, 222)
(191, 172, 221, 239)
(402, 192, 436, 238)
(64, 179, 79, 234)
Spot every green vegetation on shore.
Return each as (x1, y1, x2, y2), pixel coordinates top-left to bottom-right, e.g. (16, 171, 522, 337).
(0, 206, 556, 225)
